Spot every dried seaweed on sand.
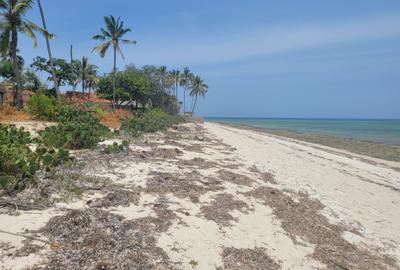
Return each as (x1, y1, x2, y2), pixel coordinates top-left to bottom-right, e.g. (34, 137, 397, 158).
(88, 189, 141, 208)
(218, 247, 281, 270)
(245, 187, 397, 270)
(201, 193, 249, 227)
(38, 209, 175, 269)
(218, 169, 254, 186)
(146, 171, 223, 203)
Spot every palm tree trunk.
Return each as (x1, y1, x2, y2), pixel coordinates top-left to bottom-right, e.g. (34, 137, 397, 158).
(70, 45, 76, 95)
(82, 78, 85, 93)
(37, 0, 59, 98)
(192, 94, 198, 113)
(190, 95, 194, 112)
(11, 29, 22, 108)
(112, 46, 117, 110)
(183, 86, 186, 114)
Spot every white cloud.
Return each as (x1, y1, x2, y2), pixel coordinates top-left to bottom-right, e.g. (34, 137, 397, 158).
(129, 13, 400, 66)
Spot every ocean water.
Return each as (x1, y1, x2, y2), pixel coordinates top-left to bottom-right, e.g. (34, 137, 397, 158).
(206, 118, 400, 145)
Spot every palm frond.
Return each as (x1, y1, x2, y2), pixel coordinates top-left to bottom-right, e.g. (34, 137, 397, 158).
(100, 27, 111, 38)
(0, 30, 10, 58)
(20, 21, 38, 47)
(92, 42, 111, 58)
(12, 0, 33, 15)
(92, 34, 106, 41)
(115, 44, 125, 60)
(121, 39, 136, 44)
(23, 19, 52, 38)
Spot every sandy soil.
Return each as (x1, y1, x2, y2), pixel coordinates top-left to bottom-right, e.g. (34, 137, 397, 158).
(0, 122, 399, 270)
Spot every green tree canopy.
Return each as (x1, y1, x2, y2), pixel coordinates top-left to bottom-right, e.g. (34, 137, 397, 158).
(30, 56, 72, 88)
(97, 69, 149, 108)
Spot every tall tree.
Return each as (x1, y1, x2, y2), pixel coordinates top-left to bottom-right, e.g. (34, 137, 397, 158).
(0, 0, 47, 107)
(171, 69, 180, 98)
(180, 67, 192, 114)
(157, 66, 168, 91)
(86, 70, 98, 99)
(189, 75, 208, 113)
(92, 15, 136, 109)
(37, 0, 59, 97)
(31, 56, 70, 89)
(77, 56, 97, 95)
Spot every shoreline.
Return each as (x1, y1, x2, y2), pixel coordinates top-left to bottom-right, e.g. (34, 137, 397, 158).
(208, 121, 400, 163)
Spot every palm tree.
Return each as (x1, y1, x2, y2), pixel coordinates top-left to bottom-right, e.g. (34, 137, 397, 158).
(92, 15, 136, 109)
(158, 66, 168, 92)
(86, 71, 98, 100)
(77, 56, 97, 96)
(0, 0, 47, 107)
(37, 0, 59, 97)
(180, 67, 192, 114)
(171, 69, 180, 98)
(189, 75, 208, 114)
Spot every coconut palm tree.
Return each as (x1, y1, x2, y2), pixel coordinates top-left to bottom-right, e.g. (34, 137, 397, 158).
(171, 69, 180, 98)
(92, 15, 136, 109)
(77, 56, 97, 95)
(157, 66, 168, 92)
(0, 0, 47, 107)
(180, 67, 192, 114)
(189, 75, 208, 114)
(37, 0, 59, 97)
(86, 71, 98, 100)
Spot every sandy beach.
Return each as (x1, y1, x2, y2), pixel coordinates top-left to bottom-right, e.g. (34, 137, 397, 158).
(1, 122, 399, 269)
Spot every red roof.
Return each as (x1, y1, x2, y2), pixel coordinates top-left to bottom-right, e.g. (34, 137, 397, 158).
(88, 97, 112, 104)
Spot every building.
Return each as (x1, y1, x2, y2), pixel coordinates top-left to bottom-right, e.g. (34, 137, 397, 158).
(0, 82, 34, 107)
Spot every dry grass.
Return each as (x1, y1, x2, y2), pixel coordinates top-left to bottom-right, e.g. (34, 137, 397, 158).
(218, 247, 281, 270)
(245, 186, 397, 270)
(0, 106, 31, 122)
(99, 109, 134, 129)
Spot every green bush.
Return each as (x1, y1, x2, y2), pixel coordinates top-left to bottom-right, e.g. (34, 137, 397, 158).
(27, 94, 60, 121)
(0, 124, 31, 145)
(40, 122, 109, 150)
(0, 125, 70, 192)
(104, 140, 129, 154)
(57, 105, 97, 124)
(38, 105, 111, 150)
(121, 109, 184, 136)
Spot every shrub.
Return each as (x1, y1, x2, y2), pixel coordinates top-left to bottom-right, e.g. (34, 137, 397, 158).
(27, 94, 60, 121)
(104, 140, 129, 154)
(0, 124, 31, 145)
(121, 109, 184, 136)
(57, 105, 95, 124)
(39, 122, 106, 149)
(38, 105, 111, 150)
(0, 124, 70, 193)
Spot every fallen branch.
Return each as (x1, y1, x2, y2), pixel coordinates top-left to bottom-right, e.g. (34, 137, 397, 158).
(0, 199, 46, 211)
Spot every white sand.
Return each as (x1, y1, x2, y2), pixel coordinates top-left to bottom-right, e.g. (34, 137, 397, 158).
(1, 122, 399, 269)
(204, 122, 400, 261)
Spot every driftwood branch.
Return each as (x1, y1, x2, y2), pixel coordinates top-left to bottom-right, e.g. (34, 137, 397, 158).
(0, 199, 46, 211)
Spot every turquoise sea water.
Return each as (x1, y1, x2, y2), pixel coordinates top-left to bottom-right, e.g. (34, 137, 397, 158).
(206, 118, 400, 145)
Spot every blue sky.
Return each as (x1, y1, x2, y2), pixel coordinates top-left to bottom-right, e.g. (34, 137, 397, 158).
(19, 0, 400, 118)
